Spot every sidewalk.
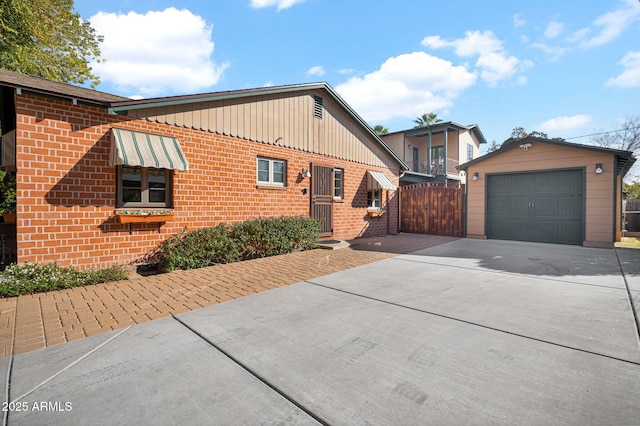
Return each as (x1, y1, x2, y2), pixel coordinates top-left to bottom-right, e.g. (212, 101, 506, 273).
(0, 234, 457, 357)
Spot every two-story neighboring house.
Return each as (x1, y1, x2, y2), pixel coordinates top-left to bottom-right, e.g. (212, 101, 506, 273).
(381, 122, 487, 185)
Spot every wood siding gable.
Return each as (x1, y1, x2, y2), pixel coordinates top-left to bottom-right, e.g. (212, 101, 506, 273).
(126, 89, 399, 169)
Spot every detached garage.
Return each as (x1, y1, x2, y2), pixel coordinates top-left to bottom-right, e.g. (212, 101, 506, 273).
(459, 137, 636, 248)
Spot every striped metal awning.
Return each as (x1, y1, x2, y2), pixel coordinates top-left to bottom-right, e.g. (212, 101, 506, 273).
(367, 170, 397, 190)
(110, 128, 189, 171)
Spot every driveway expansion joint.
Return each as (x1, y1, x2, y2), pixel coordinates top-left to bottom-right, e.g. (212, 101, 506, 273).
(393, 257, 629, 291)
(306, 280, 640, 367)
(171, 315, 329, 426)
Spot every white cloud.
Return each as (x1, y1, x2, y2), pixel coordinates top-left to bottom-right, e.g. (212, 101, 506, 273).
(421, 30, 525, 87)
(335, 52, 477, 122)
(306, 66, 326, 77)
(513, 14, 526, 28)
(606, 51, 640, 87)
(544, 21, 564, 39)
(338, 68, 357, 75)
(539, 114, 592, 132)
(531, 42, 570, 62)
(249, 0, 306, 11)
(573, 0, 640, 48)
(89, 8, 228, 97)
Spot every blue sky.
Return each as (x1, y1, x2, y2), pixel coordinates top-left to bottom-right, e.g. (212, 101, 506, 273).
(74, 0, 640, 158)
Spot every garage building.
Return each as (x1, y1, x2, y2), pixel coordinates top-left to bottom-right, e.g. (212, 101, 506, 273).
(459, 137, 636, 248)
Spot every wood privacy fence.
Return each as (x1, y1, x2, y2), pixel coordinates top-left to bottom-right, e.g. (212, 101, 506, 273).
(399, 183, 465, 237)
(625, 198, 640, 232)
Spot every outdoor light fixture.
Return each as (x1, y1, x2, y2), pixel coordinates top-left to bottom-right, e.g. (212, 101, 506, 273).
(595, 164, 603, 174)
(302, 168, 311, 178)
(472, 172, 479, 181)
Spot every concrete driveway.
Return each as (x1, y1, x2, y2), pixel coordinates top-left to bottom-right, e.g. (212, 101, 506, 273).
(3, 239, 640, 425)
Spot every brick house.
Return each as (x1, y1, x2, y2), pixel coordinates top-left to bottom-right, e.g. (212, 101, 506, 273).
(0, 69, 407, 269)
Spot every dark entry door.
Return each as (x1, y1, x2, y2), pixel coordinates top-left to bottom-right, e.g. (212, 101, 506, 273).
(311, 164, 334, 237)
(487, 169, 584, 245)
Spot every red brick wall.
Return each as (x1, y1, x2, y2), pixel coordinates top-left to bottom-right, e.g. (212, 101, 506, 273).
(15, 94, 400, 269)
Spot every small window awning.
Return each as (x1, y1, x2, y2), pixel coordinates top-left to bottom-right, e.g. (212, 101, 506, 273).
(367, 170, 397, 190)
(110, 128, 189, 171)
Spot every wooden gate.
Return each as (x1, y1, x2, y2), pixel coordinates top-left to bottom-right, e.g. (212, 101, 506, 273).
(311, 164, 334, 237)
(400, 183, 465, 237)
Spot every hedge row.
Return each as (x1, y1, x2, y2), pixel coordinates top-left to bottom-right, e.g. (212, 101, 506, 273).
(159, 216, 321, 271)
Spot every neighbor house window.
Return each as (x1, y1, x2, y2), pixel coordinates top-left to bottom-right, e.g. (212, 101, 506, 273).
(117, 166, 172, 208)
(334, 168, 344, 199)
(257, 157, 286, 186)
(467, 143, 474, 161)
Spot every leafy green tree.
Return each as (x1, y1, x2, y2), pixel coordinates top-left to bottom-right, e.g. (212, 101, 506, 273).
(413, 112, 442, 128)
(0, 0, 103, 87)
(487, 140, 501, 152)
(502, 127, 548, 147)
(373, 125, 388, 135)
(625, 181, 640, 199)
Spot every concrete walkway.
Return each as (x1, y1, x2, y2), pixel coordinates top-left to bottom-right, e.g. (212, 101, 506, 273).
(0, 234, 457, 357)
(2, 237, 639, 425)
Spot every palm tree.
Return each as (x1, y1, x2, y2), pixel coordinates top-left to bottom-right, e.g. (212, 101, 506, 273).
(413, 112, 442, 128)
(373, 125, 388, 135)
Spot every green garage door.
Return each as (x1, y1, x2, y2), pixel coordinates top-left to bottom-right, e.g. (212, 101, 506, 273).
(487, 169, 584, 245)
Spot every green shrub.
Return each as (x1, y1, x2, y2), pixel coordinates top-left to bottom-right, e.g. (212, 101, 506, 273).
(160, 216, 320, 271)
(161, 223, 240, 271)
(0, 263, 129, 297)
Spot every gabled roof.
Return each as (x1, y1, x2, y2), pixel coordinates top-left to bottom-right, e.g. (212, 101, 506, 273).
(0, 69, 408, 170)
(458, 136, 636, 176)
(384, 121, 488, 144)
(108, 82, 407, 170)
(0, 68, 128, 105)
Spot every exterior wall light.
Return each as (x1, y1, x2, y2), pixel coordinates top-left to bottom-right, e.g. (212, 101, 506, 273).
(302, 167, 311, 178)
(472, 172, 479, 181)
(595, 164, 603, 174)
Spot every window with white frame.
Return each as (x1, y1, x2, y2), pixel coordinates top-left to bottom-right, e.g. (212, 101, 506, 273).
(367, 189, 381, 208)
(334, 168, 344, 199)
(257, 157, 286, 186)
(467, 143, 474, 161)
(117, 166, 172, 208)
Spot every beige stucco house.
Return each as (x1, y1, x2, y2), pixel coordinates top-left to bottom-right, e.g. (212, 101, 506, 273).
(458, 137, 636, 247)
(381, 122, 486, 185)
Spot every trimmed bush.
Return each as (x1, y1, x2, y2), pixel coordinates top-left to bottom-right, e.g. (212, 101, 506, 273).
(160, 216, 321, 271)
(160, 223, 239, 271)
(0, 263, 129, 297)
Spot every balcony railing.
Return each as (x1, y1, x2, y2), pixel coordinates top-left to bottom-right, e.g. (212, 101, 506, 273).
(413, 158, 459, 175)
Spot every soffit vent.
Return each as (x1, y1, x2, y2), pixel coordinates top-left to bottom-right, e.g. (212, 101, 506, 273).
(313, 95, 323, 119)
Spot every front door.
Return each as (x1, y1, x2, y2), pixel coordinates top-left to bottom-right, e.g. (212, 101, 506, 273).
(311, 164, 334, 237)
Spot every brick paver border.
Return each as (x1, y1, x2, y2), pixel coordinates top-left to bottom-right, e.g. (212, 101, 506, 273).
(0, 234, 457, 357)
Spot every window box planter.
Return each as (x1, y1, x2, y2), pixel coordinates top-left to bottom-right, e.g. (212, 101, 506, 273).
(367, 209, 386, 218)
(115, 210, 174, 224)
(116, 214, 174, 224)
